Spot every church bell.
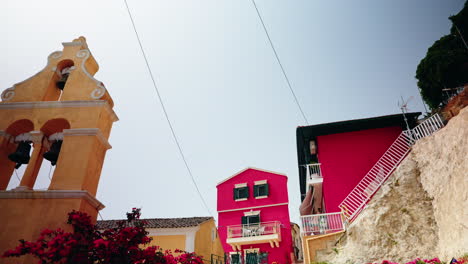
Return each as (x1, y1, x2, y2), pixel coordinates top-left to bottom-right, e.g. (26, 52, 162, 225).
(8, 141, 32, 169)
(56, 74, 69, 90)
(43, 140, 63, 166)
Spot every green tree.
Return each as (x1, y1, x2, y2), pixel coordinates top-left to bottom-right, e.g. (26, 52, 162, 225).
(416, 1, 468, 110)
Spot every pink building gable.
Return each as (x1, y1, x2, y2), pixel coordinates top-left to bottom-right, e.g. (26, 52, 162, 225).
(217, 168, 294, 264)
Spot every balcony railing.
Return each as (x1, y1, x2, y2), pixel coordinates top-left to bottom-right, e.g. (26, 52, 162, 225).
(227, 221, 281, 239)
(226, 221, 282, 250)
(304, 163, 323, 185)
(300, 212, 345, 236)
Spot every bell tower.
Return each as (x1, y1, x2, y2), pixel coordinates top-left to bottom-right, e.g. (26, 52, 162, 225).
(0, 37, 118, 261)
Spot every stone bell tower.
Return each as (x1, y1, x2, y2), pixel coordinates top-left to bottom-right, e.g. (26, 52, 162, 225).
(0, 37, 118, 261)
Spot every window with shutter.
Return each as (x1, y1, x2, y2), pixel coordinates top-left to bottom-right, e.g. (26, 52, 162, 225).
(231, 254, 240, 264)
(242, 215, 260, 225)
(234, 186, 249, 200)
(246, 253, 258, 264)
(254, 183, 269, 198)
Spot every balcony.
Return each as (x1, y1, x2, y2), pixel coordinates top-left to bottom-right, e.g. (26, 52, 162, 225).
(300, 212, 345, 236)
(305, 163, 323, 186)
(226, 221, 281, 250)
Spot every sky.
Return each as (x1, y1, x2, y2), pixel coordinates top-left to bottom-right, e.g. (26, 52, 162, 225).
(1, 1, 465, 225)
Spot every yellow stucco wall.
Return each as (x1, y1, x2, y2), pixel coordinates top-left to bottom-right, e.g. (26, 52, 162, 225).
(147, 235, 187, 252)
(302, 232, 344, 264)
(0, 197, 99, 264)
(195, 219, 225, 261)
(140, 219, 225, 262)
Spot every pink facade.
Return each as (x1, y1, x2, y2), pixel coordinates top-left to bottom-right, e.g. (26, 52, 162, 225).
(317, 126, 402, 212)
(217, 168, 293, 264)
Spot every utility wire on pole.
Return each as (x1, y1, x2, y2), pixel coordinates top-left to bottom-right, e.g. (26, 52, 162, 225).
(123, 0, 214, 218)
(251, 0, 309, 125)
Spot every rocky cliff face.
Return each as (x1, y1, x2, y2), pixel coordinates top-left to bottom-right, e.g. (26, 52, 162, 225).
(327, 107, 468, 264)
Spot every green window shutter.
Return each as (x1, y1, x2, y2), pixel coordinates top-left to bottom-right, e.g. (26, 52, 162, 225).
(264, 184, 269, 196)
(231, 254, 240, 264)
(233, 188, 238, 200)
(240, 187, 249, 199)
(234, 186, 249, 200)
(254, 185, 259, 197)
(246, 253, 258, 264)
(241, 216, 248, 225)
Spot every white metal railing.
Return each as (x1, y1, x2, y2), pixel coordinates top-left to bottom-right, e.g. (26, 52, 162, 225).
(227, 221, 281, 239)
(339, 114, 445, 223)
(300, 212, 345, 236)
(304, 163, 323, 185)
(339, 131, 413, 222)
(410, 114, 444, 141)
(442, 85, 466, 104)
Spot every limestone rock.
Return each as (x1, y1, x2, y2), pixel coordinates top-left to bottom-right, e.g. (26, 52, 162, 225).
(327, 107, 468, 264)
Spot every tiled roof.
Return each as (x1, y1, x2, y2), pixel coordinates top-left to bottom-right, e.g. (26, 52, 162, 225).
(96, 217, 212, 229)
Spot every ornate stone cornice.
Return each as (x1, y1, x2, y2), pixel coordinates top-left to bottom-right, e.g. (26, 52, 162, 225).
(63, 128, 111, 149)
(29, 131, 44, 143)
(0, 190, 105, 210)
(0, 131, 43, 144)
(62, 41, 84, 47)
(0, 100, 119, 122)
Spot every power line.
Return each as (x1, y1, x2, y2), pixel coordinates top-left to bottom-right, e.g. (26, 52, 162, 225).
(250, 0, 309, 125)
(98, 210, 104, 221)
(123, 0, 214, 217)
(47, 164, 53, 180)
(14, 169, 21, 182)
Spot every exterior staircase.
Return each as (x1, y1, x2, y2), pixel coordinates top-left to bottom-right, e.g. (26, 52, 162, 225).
(339, 114, 445, 222)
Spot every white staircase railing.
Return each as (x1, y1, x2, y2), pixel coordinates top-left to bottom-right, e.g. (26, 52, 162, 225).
(411, 114, 444, 141)
(300, 212, 345, 236)
(339, 114, 444, 222)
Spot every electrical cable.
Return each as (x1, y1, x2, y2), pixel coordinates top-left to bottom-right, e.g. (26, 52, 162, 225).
(123, 0, 214, 217)
(250, 0, 309, 125)
(48, 164, 52, 180)
(14, 169, 21, 182)
(98, 211, 104, 221)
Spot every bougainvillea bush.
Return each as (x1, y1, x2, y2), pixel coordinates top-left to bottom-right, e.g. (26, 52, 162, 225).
(2, 208, 204, 264)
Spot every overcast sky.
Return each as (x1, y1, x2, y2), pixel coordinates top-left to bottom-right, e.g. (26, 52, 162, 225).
(2, 1, 464, 225)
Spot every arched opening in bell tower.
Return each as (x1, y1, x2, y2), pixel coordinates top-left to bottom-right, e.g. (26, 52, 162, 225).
(55, 60, 74, 91)
(3, 119, 34, 190)
(33, 118, 71, 189)
(43, 59, 75, 101)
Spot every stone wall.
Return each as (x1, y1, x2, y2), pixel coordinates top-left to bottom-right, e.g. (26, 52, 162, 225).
(326, 107, 468, 264)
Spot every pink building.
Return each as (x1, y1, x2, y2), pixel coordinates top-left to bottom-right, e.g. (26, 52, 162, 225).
(217, 168, 294, 264)
(296, 113, 421, 231)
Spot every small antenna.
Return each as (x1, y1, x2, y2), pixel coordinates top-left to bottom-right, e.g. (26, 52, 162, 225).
(398, 96, 413, 131)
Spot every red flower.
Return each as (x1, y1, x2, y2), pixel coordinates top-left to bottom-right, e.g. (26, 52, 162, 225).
(2, 208, 204, 264)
